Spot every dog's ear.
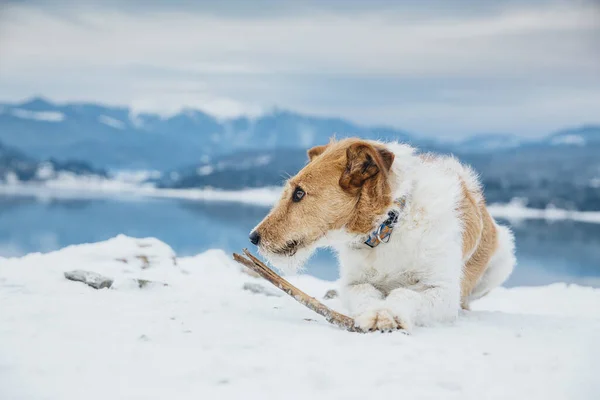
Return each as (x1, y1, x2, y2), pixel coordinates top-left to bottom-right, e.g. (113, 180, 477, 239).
(339, 142, 395, 193)
(307, 144, 328, 161)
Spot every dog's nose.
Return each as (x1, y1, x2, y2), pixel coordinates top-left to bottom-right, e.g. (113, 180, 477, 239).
(249, 230, 261, 246)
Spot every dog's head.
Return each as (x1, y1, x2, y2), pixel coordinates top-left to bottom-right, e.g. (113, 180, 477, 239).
(250, 138, 395, 273)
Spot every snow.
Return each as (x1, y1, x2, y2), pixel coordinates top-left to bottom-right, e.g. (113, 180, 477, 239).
(489, 201, 600, 224)
(254, 154, 271, 166)
(35, 162, 55, 180)
(0, 180, 282, 207)
(3, 171, 19, 184)
(299, 124, 316, 147)
(10, 108, 65, 122)
(111, 169, 162, 184)
(196, 165, 214, 176)
(98, 115, 126, 129)
(551, 134, 586, 146)
(0, 235, 598, 399)
(128, 111, 146, 129)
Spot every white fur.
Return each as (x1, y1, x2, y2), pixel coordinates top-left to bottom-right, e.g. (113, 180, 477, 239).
(329, 142, 514, 331)
(259, 245, 316, 276)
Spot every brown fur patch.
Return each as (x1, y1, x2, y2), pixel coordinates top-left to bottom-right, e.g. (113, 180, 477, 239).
(459, 181, 498, 309)
(307, 144, 328, 161)
(340, 142, 395, 233)
(254, 138, 395, 254)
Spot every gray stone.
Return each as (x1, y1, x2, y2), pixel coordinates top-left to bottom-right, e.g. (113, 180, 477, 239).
(64, 270, 113, 289)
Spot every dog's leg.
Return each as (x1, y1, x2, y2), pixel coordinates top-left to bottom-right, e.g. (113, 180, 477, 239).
(342, 282, 383, 314)
(377, 234, 464, 331)
(383, 285, 460, 332)
(349, 256, 462, 332)
(345, 282, 460, 332)
(341, 283, 400, 332)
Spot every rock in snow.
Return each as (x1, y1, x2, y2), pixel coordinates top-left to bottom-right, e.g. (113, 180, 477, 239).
(1, 235, 599, 400)
(64, 270, 113, 289)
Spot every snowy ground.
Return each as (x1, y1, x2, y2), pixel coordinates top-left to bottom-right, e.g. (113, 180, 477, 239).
(1, 236, 599, 400)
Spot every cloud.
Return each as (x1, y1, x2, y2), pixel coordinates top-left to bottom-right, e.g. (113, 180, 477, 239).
(0, 0, 598, 137)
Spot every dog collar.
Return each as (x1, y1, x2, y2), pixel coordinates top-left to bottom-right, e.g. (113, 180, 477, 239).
(364, 197, 407, 248)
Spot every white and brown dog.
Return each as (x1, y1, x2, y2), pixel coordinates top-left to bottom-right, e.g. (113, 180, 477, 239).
(250, 138, 515, 332)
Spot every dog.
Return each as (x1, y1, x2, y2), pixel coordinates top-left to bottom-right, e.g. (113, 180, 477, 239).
(250, 138, 515, 332)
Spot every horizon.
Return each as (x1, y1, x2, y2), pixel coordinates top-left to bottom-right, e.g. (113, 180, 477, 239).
(1, 0, 599, 139)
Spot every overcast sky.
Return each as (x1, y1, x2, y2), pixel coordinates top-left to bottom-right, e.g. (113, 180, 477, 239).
(0, 0, 599, 138)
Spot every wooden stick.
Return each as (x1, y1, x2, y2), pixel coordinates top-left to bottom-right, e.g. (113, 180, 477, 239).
(233, 249, 359, 332)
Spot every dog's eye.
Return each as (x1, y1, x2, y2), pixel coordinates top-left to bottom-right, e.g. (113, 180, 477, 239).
(292, 187, 305, 202)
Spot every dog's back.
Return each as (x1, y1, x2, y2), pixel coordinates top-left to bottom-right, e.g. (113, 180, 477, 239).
(423, 153, 515, 308)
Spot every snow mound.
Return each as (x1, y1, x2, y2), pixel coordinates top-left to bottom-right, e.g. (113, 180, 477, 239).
(1, 236, 599, 400)
(0, 235, 177, 291)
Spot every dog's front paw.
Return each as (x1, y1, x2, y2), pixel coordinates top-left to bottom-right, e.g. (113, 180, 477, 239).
(354, 309, 406, 333)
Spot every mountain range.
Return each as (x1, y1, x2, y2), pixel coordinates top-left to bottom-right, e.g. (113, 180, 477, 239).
(2, 97, 598, 171)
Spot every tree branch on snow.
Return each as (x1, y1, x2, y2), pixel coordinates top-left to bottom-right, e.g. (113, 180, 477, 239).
(233, 249, 359, 332)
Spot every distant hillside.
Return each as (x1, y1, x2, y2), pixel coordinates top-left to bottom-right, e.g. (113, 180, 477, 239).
(545, 125, 600, 146)
(158, 144, 600, 211)
(450, 134, 523, 153)
(0, 140, 106, 183)
(156, 149, 307, 190)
